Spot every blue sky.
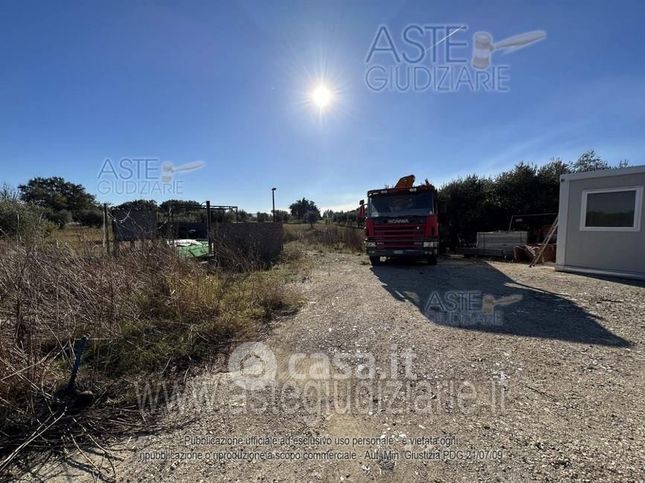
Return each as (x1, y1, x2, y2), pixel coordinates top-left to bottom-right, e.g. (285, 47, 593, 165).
(1, 0, 644, 212)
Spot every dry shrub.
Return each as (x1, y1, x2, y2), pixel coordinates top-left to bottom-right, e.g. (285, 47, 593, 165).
(280, 241, 306, 262)
(283, 224, 364, 252)
(0, 240, 299, 474)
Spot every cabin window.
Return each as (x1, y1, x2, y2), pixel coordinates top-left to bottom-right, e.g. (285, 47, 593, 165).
(580, 187, 642, 231)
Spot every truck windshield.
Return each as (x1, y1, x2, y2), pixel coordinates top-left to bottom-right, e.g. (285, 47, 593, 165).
(368, 192, 434, 217)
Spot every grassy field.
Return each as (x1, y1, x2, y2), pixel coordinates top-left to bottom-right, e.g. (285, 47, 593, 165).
(48, 222, 366, 252)
(283, 223, 364, 252)
(49, 224, 106, 245)
(0, 239, 303, 471)
(0, 221, 365, 473)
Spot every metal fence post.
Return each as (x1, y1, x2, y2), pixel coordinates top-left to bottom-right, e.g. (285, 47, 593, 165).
(206, 200, 212, 255)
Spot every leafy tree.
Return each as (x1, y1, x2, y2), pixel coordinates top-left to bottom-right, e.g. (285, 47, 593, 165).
(0, 184, 19, 201)
(537, 157, 569, 181)
(534, 158, 570, 214)
(439, 174, 495, 245)
(568, 150, 609, 173)
(113, 199, 158, 211)
(238, 209, 250, 222)
(289, 198, 320, 221)
(209, 209, 236, 223)
(256, 212, 270, 222)
(436, 152, 625, 246)
(160, 199, 202, 213)
(492, 162, 542, 215)
(45, 209, 72, 228)
(274, 210, 290, 222)
(304, 210, 319, 227)
(18, 177, 96, 215)
(75, 209, 104, 227)
(331, 210, 358, 224)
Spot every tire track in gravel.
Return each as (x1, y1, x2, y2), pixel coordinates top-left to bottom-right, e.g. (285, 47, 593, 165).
(35, 252, 644, 482)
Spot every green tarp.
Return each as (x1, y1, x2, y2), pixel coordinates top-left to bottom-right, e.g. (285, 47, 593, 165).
(175, 240, 209, 258)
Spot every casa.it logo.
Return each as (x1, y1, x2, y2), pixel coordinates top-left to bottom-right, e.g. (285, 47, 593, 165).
(228, 342, 277, 390)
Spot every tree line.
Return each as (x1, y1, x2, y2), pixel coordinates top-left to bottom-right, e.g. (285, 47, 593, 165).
(0, 176, 322, 238)
(438, 151, 628, 244)
(319, 151, 630, 242)
(0, 150, 630, 240)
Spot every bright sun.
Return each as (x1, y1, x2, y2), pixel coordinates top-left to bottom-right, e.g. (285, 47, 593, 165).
(311, 84, 333, 110)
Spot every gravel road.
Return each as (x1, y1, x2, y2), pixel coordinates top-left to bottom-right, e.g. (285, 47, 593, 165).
(36, 253, 644, 482)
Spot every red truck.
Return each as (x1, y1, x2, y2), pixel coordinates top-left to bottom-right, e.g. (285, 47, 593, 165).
(360, 175, 439, 265)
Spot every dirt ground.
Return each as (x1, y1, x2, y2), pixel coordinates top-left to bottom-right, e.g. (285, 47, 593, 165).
(27, 253, 644, 482)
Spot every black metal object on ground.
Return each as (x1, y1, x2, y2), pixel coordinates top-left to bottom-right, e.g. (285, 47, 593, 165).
(111, 209, 157, 241)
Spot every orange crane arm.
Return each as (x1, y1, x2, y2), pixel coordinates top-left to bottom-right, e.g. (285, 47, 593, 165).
(394, 175, 415, 188)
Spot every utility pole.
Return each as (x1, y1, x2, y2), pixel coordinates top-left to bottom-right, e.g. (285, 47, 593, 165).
(272, 187, 276, 222)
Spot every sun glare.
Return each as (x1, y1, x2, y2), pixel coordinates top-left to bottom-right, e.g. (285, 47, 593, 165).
(311, 83, 333, 110)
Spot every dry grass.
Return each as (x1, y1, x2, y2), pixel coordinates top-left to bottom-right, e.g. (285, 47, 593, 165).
(49, 225, 106, 246)
(283, 223, 364, 252)
(0, 240, 300, 477)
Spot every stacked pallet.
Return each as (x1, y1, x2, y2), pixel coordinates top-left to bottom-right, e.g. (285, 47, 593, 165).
(459, 231, 528, 259)
(476, 231, 528, 257)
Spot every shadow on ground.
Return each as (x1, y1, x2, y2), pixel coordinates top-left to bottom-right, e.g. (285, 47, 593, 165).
(371, 257, 630, 347)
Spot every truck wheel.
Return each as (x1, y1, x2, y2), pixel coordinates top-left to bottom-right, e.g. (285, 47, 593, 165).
(427, 255, 438, 265)
(369, 256, 383, 266)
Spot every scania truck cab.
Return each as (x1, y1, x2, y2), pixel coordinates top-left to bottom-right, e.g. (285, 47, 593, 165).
(362, 177, 439, 265)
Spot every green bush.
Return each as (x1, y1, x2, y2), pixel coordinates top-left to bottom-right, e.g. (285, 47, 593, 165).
(0, 199, 55, 240)
(75, 208, 104, 227)
(44, 208, 72, 228)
